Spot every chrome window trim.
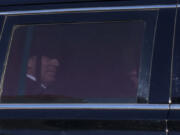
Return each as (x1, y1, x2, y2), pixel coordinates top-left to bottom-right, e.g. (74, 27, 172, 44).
(0, 5, 175, 110)
(0, 104, 169, 110)
(0, 5, 176, 16)
(170, 104, 180, 110)
(177, 4, 180, 8)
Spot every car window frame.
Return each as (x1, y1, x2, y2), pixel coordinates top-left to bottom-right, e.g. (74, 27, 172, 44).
(0, 9, 158, 104)
(0, 3, 177, 135)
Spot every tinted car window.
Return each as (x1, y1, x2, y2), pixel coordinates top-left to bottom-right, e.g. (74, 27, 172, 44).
(1, 21, 145, 103)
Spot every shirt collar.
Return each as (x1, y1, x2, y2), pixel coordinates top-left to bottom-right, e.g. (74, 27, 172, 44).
(26, 74, 47, 89)
(26, 74, 36, 81)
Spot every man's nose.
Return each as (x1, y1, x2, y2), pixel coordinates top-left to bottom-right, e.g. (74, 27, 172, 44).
(50, 59, 60, 66)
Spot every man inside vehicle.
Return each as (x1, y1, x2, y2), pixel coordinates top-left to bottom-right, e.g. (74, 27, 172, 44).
(25, 54, 60, 97)
(1, 26, 67, 102)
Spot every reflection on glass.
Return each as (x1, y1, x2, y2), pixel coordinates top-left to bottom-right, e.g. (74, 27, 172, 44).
(1, 21, 145, 103)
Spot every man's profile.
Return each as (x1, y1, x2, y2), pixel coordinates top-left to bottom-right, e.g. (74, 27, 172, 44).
(25, 55, 60, 97)
(1, 26, 66, 103)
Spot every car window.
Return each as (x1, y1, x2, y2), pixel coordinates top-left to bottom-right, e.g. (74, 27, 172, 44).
(1, 21, 145, 103)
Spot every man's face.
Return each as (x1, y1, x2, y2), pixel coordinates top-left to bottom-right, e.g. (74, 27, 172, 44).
(27, 56, 60, 86)
(41, 56, 60, 85)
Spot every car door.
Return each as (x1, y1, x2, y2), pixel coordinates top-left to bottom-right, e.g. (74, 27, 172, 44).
(0, 0, 177, 135)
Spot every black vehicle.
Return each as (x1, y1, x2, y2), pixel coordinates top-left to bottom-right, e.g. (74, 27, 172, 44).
(0, 0, 180, 135)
